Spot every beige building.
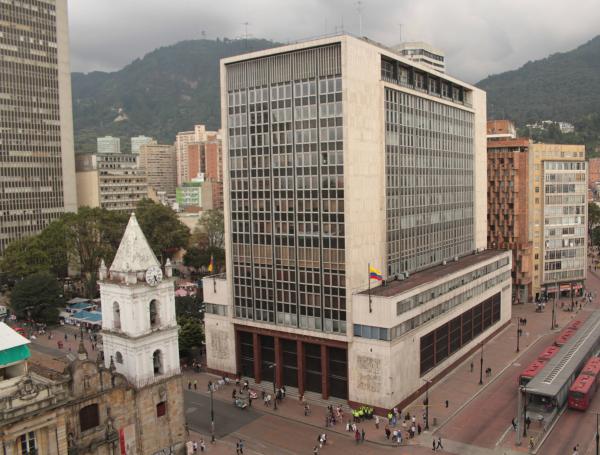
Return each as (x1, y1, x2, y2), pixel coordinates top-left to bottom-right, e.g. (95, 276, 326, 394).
(75, 153, 148, 211)
(203, 35, 511, 411)
(96, 136, 121, 154)
(529, 143, 587, 299)
(139, 143, 177, 198)
(0, 0, 76, 254)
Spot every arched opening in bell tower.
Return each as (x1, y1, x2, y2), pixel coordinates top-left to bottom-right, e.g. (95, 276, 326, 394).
(113, 302, 121, 330)
(149, 299, 160, 328)
(153, 350, 163, 376)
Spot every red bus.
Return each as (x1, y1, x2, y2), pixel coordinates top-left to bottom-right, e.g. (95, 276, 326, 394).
(538, 345, 560, 362)
(568, 374, 598, 410)
(567, 319, 583, 331)
(555, 328, 577, 347)
(519, 359, 546, 386)
(582, 357, 600, 377)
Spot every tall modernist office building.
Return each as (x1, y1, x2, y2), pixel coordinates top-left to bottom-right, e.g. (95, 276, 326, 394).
(0, 0, 76, 254)
(204, 35, 511, 410)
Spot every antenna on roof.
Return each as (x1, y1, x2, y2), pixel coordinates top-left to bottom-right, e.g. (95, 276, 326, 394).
(242, 21, 250, 48)
(356, 1, 363, 36)
(399, 23, 403, 43)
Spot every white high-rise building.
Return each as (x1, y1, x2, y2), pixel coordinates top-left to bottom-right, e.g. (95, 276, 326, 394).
(0, 0, 76, 254)
(97, 135, 121, 154)
(131, 135, 155, 154)
(203, 35, 511, 411)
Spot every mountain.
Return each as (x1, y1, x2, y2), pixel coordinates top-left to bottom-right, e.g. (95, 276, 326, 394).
(477, 35, 600, 125)
(71, 38, 278, 153)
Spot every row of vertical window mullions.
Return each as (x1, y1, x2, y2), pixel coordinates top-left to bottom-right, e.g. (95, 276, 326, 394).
(228, 67, 345, 332)
(419, 293, 501, 376)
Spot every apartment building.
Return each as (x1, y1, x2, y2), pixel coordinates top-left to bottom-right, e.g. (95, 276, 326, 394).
(0, 0, 76, 254)
(139, 143, 177, 198)
(487, 138, 532, 302)
(75, 153, 147, 211)
(97, 136, 121, 154)
(487, 122, 586, 301)
(202, 35, 511, 411)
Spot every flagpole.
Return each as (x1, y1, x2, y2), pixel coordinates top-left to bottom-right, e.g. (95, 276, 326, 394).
(368, 262, 372, 313)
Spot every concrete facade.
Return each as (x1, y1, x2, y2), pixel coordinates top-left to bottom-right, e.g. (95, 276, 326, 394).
(202, 34, 511, 410)
(0, 0, 76, 254)
(487, 138, 533, 302)
(529, 143, 587, 299)
(75, 153, 148, 211)
(139, 143, 177, 198)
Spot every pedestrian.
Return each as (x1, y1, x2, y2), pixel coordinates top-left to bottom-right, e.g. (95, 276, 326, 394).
(194, 380, 197, 390)
(511, 418, 517, 430)
(313, 446, 319, 455)
(238, 440, 244, 454)
(188, 381, 192, 390)
(232, 389, 237, 399)
(235, 440, 241, 455)
(436, 437, 444, 450)
(385, 425, 391, 440)
(355, 429, 360, 445)
(261, 390, 266, 401)
(282, 385, 286, 398)
(207, 380, 213, 392)
(417, 423, 422, 435)
(375, 415, 380, 429)
(470, 360, 474, 372)
(192, 440, 198, 453)
(361, 428, 365, 442)
(525, 416, 531, 430)
(432, 439, 436, 451)
(304, 403, 310, 416)
(248, 396, 253, 407)
(64, 333, 68, 341)
(199, 439, 205, 452)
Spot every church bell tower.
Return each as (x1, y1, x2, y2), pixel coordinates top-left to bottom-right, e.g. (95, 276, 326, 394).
(99, 213, 180, 387)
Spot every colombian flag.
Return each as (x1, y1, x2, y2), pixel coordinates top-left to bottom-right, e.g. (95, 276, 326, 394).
(208, 255, 214, 273)
(369, 265, 383, 281)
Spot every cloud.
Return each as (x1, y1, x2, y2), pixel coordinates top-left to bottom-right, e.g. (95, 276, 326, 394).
(68, 0, 600, 82)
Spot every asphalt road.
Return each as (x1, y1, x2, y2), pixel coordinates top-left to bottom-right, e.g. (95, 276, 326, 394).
(184, 390, 262, 438)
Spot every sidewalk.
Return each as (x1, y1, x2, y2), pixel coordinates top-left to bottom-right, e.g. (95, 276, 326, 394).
(405, 297, 589, 435)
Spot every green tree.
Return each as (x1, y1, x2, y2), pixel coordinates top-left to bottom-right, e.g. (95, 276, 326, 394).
(63, 207, 127, 298)
(10, 272, 64, 324)
(178, 316, 204, 359)
(589, 202, 600, 234)
(175, 295, 204, 320)
(38, 219, 70, 278)
(592, 226, 600, 248)
(135, 199, 190, 264)
(0, 236, 51, 279)
(193, 209, 224, 249)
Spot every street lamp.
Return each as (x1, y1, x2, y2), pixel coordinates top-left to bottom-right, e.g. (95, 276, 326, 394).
(516, 318, 523, 352)
(596, 413, 599, 455)
(479, 343, 484, 385)
(209, 382, 215, 443)
(423, 379, 431, 430)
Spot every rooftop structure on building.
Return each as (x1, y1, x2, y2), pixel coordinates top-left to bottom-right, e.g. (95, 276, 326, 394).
(487, 119, 517, 140)
(97, 135, 121, 154)
(202, 34, 512, 412)
(0, 0, 77, 255)
(392, 41, 445, 73)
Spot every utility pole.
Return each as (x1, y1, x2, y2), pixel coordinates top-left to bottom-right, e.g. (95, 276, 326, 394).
(242, 22, 250, 49)
(398, 23, 403, 43)
(423, 379, 430, 430)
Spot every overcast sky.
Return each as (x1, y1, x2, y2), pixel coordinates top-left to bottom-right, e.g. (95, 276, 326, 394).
(68, 0, 600, 83)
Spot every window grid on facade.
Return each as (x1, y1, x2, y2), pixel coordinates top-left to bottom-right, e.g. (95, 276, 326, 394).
(384, 87, 475, 277)
(227, 44, 346, 334)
